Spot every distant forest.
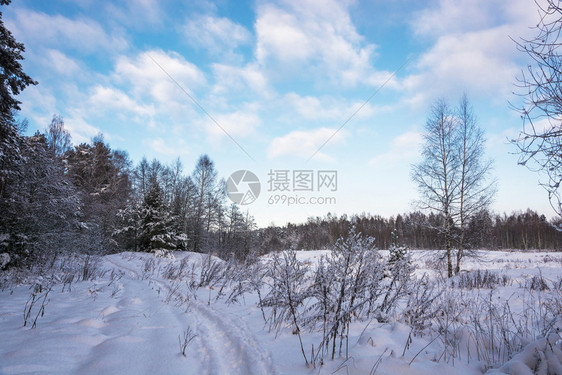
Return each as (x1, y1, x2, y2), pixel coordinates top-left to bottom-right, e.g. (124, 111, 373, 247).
(258, 210, 562, 252)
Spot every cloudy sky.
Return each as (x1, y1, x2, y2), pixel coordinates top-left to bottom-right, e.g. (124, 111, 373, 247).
(3, 0, 553, 226)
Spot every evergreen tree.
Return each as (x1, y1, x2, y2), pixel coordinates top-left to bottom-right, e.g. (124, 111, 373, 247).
(113, 199, 143, 252)
(388, 229, 408, 266)
(0, 132, 79, 266)
(138, 180, 181, 253)
(0, 0, 37, 122)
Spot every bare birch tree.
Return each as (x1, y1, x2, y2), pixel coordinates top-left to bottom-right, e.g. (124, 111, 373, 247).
(455, 95, 496, 274)
(412, 99, 459, 278)
(45, 115, 71, 157)
(191, 155, 218, 252)
(412, 96, 496, 277)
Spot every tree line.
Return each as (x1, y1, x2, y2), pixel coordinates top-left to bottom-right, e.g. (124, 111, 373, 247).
(3, 114, 558, 270)
(1, 117, 560, 269)
(257, 210, 562, 252)
(1, 115, 260, 267)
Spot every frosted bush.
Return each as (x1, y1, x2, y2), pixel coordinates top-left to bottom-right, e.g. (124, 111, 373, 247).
(154, 249, 175, 260)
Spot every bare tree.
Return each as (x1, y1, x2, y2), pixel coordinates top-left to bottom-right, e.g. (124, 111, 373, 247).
(412, 99, 459, 277)
(412, 96, 495, 277)
(191, 155, 218, 252)
(513, 0, 562, 222)
(455, 95, 496, 273)
(45, 115, 71, 157)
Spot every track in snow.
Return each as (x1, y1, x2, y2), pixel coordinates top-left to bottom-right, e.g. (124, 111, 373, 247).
(106, 254, 276, 375)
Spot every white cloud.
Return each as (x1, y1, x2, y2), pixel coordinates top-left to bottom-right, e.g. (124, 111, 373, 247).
(6, 9, 128, 54)
(211, 63, 270, 97)
(114, 50, 206, 105)
(285, 94, 342, 120)
(283, 93, 379, 121)
(405, 26, 519, 102)
(43, 49, 81, 76)
(491, 117, 556, 148)
(182, 15, 251, 59)
(255, 0, 392, 87)
(403, 0, 542, 107)
(147, 137, 190, 157)
(206, 109, 261, 140)
(19, 86, 58, 122)
(486, 127, 517, 148)
(268, 127, 348, 160)
(256, 7, 313, 63)
(89, 85, 155, 118)
(412, 0, 539, 38)
(105, 0, 164, 29)
(413, 0, 499, 37)
(369, 130, 422, 166)
(64, 111, 102, 144)
(23, 49, 208, 145)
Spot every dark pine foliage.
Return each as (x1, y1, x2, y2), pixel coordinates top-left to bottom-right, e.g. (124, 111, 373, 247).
(0, 1, 37, 121)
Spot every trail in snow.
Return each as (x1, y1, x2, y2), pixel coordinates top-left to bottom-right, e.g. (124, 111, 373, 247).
(190, 300, 276, 375)
(105, 253, 276, 375)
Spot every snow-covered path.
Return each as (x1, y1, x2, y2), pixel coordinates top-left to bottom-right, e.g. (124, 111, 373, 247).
(189, 301, 276, 375)
(0, 253, 277, 375)
(104, 253, 277, 375)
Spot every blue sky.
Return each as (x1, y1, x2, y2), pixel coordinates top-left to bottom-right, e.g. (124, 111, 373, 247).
(3, 0, 554, 226)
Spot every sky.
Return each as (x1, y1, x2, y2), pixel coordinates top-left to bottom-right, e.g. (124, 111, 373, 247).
(2, 0, 555, 226)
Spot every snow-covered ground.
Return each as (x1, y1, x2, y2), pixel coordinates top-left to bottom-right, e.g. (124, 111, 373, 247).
(0, 250, 561, 375)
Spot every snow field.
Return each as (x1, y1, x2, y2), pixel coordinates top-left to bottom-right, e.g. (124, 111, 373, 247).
(0, 249, 560, 374)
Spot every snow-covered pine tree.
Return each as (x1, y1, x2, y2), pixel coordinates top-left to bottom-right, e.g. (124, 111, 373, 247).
(0, 131, 80, 266)
(138, 180, 181, 255)
(113, 199, 143, 252)
(388, 229, 408, 266)
(0, 1, 37, 121)
(64, 137, 131, 253)
(380, 229, 413, 314)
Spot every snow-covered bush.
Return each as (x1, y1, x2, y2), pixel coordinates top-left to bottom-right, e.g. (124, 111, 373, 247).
(319, 226, 381, 360)
(261, 249, 310, 366)
(387, 229, 409, 267)
(402, 274, 441, 334)
(197, 253, 225, 288)
(526, 274, 550, 291)
(452, 269, 512, 289)
(223, 257, 265, 305)
(259, 226, 417, 365)
(380, 243, 413, 316)
(154, 249, 175, 259)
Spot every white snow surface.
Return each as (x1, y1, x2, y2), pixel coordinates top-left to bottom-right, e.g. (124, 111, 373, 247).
(0, 250, 560, 375)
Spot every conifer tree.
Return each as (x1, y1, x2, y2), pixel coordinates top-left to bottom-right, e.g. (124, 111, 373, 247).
(139, 180, 180, 253)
